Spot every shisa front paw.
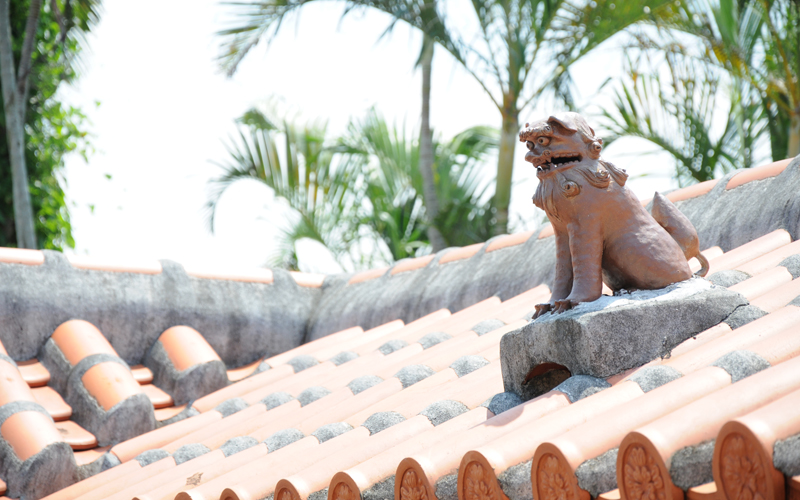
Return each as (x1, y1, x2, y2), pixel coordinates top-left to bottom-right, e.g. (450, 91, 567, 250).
(532, 303, 552, 319)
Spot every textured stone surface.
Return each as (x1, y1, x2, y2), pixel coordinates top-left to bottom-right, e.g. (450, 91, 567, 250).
(173, 443, 211, 465)
(145, 339, 229, 406)
(724, 305, 769, 329)
(362, 476, 395, 500)
(497, 460, 534, 500)
(712, 350, 770, 382)
(362, 411, 405, 435)
(328, 351, 358, 366)
(261, 392, 295, 410)
(628, 366, 683, 392)
(297, 386, 331, 406)
(553, 375, 610, 403)
(286, 355, 319, 373)
(215, 398, 248, 417)
(312, 422, 352, 443)
(450, 355, 490, 377)
(774, 432, 800, 476)
(780, 255, 800, 278)
(264, 428, 304, 452)
(501, 279, 747, 397)
(76, 451, 121, 481)
(220, 436, 259, 456)
(482, 392, 524, 416)
(707, 270, 750, 287)
(347, 375, 383, 395)
(135, 448, 171, 466)
(0, 255, 317, 365)
(418, 332, 452, 349)
(576, 447, 619, 497)
(420, 400, 468, 426)
(0, 440, 76, 500)
(472, 319, 506, 336)
(395, 365, 435, 388)
(669, 440, 715, 490)
(435, 473, 458, 500)
(378, 339, 408, 355)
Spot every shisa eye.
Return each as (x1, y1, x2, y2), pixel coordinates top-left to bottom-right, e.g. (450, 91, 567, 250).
(526, 141, 535, 151)
(537, 137, 551, 146)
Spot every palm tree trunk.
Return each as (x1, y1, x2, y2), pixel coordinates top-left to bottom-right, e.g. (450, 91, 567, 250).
(419, 36, 446, 251)
(493, 108, 518, 236)
(0, 0, 38, 249)
(789, 110, 800, 158)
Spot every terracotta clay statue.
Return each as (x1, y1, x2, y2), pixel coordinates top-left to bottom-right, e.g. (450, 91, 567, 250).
(520, 112, 709, 318)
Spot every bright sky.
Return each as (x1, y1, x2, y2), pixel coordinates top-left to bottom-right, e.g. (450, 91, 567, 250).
(61, 0, 680, 274)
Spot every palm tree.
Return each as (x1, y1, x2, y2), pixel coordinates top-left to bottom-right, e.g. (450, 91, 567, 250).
(339, 108, 496, 261)
(207, 107, 362, 270)
(217, 0, 454, 251)
(654, 0, 800, 159)
(600, 50, 768, 184)
(207, 107, 497, 270)
(218, 0, 682, 235)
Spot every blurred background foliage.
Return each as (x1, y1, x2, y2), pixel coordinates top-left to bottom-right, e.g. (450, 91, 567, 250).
(0, 0, 99, 249)
(1, 0, 797, 267)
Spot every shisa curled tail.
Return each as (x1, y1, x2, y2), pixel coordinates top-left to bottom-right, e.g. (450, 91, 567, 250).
(651, 192, 709, 277)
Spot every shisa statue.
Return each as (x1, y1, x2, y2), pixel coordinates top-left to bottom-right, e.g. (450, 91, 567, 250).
(520, 112, 709, 319)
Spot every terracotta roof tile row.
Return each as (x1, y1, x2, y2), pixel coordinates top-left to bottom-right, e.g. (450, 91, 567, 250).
(0, 157, 799, 500)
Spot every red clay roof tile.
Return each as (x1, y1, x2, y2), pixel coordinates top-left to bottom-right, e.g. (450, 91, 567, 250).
(114, 449, 226, 500)
(110, 411, 222, 463)
(726, 158, 793, 190)
(42, 456, 140, 500)
(391, 255, 435, 275)
(226, 360, 262, 382)
(31, 386, 72, 421)
(347, 266, 389, 284)
(51, 320, 117, 366)
(686, 482, 718, 500)
(289, 272, 326, 288)
(486, 231, 535, 252)
(66, 254, 162, 274)
(0, 359, 36, 407)
(713, 387, 800, 500)
(54, 420, 97, 450)
(73, 445, 111, 466)
(72, 456, 176, 500)
(736, 238, 800, 276)
(131, 365, 154, 384)
(158, 326, 223, 372)
(0, 411, 64, 462)
(729, 266, 793, 300)
(0, 247, 44, 266)
(183, 265, 273, 284)
(538, 224, 554, 239)
(749, 277, 800, 312)
(531, 366, 732, 500)
(666, 179, 719, 202)
(154, 404, 187, 422)
(438, 243, 484, 264)
(162, 404, 266, 454)
(81, 362, 143, 412)
(140, 384, 174, 409)
(705, 230, 792, 275)
(617, 355, 800, 500)
(16, 359, 50, 387)
(0, 479, 5, 496)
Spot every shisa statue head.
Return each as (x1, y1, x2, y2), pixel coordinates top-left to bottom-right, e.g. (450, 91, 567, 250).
(519, 112, 708, 319)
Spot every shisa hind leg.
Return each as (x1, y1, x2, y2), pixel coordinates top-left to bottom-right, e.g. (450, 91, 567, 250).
(554, 225, 603, 313)
(533, 229, 573, 319)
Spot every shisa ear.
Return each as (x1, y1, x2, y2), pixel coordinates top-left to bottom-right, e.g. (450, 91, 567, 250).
(547, 114, 578, 135)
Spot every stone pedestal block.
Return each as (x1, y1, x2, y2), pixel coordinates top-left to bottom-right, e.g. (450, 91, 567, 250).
(500, 278, 747, 400)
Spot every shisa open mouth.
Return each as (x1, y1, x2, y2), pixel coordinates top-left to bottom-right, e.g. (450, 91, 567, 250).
(536, 152, 583, 173)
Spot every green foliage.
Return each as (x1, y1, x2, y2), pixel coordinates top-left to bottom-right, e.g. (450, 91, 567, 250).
(207, 107, 496, 270)
(0, 0, 98, 249)
(600, 53, 767, 184)
(340, 109, 496, 261)
(650, 0, 800, 160)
